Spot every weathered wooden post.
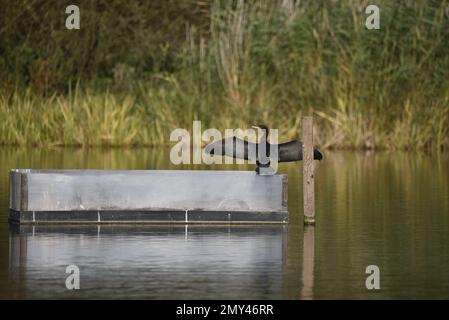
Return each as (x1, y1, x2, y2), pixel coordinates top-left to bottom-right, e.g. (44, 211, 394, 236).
(302, 116, 315, 225)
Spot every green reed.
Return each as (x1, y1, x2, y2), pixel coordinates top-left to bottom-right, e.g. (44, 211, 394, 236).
(0, 0, 448, 149)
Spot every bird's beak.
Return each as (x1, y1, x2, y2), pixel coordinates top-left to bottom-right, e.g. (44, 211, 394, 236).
(251, 125, 260, 130)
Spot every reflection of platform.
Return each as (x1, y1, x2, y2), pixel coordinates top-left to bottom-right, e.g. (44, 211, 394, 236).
(10, 169, 288, 224)
(9, 224, 288, 299)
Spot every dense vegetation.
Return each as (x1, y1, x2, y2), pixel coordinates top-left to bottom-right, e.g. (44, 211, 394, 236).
(1, 0, 448, 149)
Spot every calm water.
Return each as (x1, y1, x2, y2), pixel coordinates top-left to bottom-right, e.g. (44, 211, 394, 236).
(0, 147, 448, 299)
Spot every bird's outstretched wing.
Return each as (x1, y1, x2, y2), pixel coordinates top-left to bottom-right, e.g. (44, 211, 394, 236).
(204, 137, 258, 161)
(278, 140, 323, 162)
(278, 140, 302, 162)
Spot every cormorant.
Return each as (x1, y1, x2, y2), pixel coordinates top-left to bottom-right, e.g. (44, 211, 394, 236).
(204, 125, 323, 174)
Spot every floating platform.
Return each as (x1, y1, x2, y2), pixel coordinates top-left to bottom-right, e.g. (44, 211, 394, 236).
(9, 169, 288, 224)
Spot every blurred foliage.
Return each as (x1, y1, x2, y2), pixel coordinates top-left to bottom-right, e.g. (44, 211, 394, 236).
(0, 0, 448, 149)
(0, 0, 211, 94)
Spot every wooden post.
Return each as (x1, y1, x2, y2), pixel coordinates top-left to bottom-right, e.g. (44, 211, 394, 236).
(302, 116, 315, 225)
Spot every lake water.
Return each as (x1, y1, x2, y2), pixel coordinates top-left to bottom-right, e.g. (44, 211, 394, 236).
(0, 147, 448, 299)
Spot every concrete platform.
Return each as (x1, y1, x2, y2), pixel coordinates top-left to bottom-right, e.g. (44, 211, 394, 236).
(9, 169, 288, 224)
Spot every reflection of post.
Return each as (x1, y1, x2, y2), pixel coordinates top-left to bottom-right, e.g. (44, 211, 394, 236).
(281, 225, 288, 273)
(301, 226, 315, 300)
(9, 224, 28, 297)
(302, 116, 315, 225)
(9, 225, 27, 271)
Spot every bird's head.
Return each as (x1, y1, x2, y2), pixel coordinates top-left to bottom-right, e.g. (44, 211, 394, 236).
(252, 124, 269, 143)
(251, 124, 269, 134)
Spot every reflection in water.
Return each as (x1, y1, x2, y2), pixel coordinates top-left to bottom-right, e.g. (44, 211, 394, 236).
(1, 147, 449, 299)
(8, 224, 288, 299)
(301, 226, 314, 300)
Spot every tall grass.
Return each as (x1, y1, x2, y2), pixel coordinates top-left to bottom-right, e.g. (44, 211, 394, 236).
(0, 88, 143, 146)
(0, 0, 448, 149)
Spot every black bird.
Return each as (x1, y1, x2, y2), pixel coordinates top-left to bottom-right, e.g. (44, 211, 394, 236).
(205, 125, 323, 174)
